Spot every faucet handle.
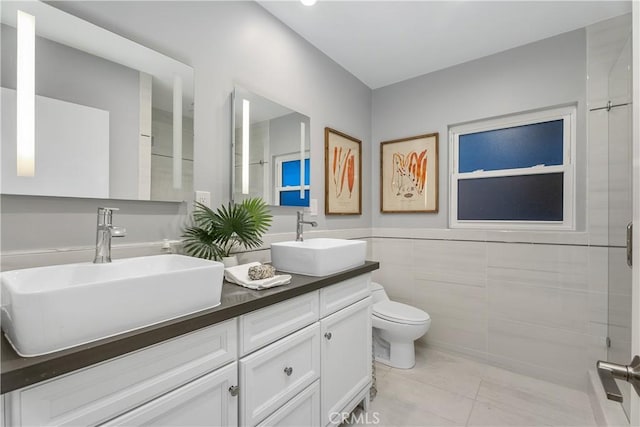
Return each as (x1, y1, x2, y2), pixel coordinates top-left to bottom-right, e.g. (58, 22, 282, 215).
(97, 207, 120, 226)
(98, 207, 120, 213)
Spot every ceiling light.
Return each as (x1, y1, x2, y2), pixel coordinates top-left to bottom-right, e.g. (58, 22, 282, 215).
(301, 0, 317, 6)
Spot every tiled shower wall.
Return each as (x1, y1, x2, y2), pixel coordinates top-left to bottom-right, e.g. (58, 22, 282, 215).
(370, 234, 609, 391)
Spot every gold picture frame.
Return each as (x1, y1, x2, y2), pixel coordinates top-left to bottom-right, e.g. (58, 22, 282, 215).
(325, 127, 362, 215)
(380, 133, 439, 213)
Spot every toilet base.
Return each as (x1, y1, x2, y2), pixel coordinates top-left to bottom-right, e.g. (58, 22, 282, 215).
(373, 333, 416, 369)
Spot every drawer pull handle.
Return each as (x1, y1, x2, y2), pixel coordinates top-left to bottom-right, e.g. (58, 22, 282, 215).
(284, 366, 293, 376)
(325, 332, 332, 340)
(228, 385, 239, 396)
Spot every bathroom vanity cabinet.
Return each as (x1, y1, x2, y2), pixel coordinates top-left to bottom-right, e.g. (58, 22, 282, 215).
(239, 274, 371, 427)
(3, 319, 239, 426)
(2, 273, 373, 427)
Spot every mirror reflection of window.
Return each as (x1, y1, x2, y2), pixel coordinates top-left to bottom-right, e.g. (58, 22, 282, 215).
(232, 86, 310, 207)
(276, 156, 310, 206)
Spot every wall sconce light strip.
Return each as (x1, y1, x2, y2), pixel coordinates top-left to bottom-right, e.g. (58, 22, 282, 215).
(17, 10, 35, 177)
(300, 122, 306, 199)
(242, 99, 250, 195)
(173, 74, 183, 189)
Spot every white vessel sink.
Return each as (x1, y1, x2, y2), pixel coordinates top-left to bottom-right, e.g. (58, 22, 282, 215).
(271, 238, 366, 276)
(1, 254, 224, 357)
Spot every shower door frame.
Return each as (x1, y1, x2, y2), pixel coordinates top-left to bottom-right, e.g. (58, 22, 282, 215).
(630, 3, 639, 424)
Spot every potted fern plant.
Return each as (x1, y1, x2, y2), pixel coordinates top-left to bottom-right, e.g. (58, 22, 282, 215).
(182, 198, 272, 266)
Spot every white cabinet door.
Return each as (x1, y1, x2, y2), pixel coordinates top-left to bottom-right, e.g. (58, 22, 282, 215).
(320, 297, 372, 426)
(101, 362, 238, 427)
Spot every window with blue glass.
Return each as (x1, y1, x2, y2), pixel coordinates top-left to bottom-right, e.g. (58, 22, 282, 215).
(275, 155, 310, 207)
(450, 106, 575, 229)
(282, 159, 310, 186)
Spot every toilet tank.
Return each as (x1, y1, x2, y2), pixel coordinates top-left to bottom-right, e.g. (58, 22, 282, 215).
(370, 282, 389, 304)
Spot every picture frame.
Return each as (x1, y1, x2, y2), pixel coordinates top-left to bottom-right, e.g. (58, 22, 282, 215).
(380, 133, 439, 213)
(325, 127, 362, 215)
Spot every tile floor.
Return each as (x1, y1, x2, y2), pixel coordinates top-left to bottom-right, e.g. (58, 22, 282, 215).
(351, 346, 597, 427)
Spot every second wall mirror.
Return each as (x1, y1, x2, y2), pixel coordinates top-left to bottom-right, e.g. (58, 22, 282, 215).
(232, 86, 310, 207)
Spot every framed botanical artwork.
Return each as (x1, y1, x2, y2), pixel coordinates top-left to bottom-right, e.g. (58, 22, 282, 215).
(325, 127, 362, 215)
(380, 133, 439, 213)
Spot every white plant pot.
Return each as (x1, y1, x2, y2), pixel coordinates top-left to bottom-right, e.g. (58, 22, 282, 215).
(222, 255, 239, 268)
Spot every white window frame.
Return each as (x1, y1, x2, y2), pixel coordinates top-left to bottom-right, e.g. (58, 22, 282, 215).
(273, 152, 310, 207)
(449, 105, 576, 230)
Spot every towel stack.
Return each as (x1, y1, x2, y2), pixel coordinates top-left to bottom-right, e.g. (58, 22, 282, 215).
(224, 262, 291, 290)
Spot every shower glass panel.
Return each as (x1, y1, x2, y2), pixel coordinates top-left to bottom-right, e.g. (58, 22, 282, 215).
(607, 34, 632, 420)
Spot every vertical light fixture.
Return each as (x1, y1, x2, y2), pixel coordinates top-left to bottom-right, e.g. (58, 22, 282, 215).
(17, 10, 35, 177)
(172, 74, 183, 189)
(242, 99, 250, 195)
(300, 122, 305, 199)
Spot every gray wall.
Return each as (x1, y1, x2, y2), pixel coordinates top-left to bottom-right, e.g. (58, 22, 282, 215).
(1, 1, 372, 252)
(0, 4, 591, 251)
(1, 24, 141, 199)
(371, 29, 587, 230)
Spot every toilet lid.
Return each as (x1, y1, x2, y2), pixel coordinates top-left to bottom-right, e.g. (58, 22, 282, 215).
(373, 301, 430, 325)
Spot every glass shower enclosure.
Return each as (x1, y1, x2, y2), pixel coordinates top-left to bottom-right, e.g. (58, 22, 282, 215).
(605, 24, 633, 421)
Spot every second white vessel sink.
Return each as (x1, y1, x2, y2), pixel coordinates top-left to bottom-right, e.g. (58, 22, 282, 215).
(1, 254, 224, 357)
(271, 238, 366, 276)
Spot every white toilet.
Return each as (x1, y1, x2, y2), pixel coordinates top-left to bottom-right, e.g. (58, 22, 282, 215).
(371, 282, 431, 369)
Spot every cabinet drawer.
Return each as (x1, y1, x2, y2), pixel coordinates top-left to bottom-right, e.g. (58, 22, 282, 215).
(239, 291, 319, 356)
(7, 319, 237, 427)
(101, 362, 238, 427)
(256, 380, 320, 427)
(319, 274, 370, 317)
(240, 323, 320, 427)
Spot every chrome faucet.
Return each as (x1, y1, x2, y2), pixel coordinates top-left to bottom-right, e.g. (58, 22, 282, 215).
(296, 211, 317, 242)
(93, 207, 127, 264)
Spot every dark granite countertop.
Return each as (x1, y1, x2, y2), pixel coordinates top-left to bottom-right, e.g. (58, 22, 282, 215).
(1, 261, 379, 394)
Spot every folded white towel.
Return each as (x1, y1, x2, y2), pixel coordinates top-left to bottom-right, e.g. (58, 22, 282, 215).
(224, 262, 291, 290)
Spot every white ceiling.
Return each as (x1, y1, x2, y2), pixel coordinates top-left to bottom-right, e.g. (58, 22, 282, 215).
(258, 1, 632, 89)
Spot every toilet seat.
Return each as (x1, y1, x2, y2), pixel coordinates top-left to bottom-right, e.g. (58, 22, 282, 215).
(373, 301, 430, 325)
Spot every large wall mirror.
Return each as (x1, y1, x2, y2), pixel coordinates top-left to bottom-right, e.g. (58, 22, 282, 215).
(0, 1, 194, 201)
(232, 86, 310, 207)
